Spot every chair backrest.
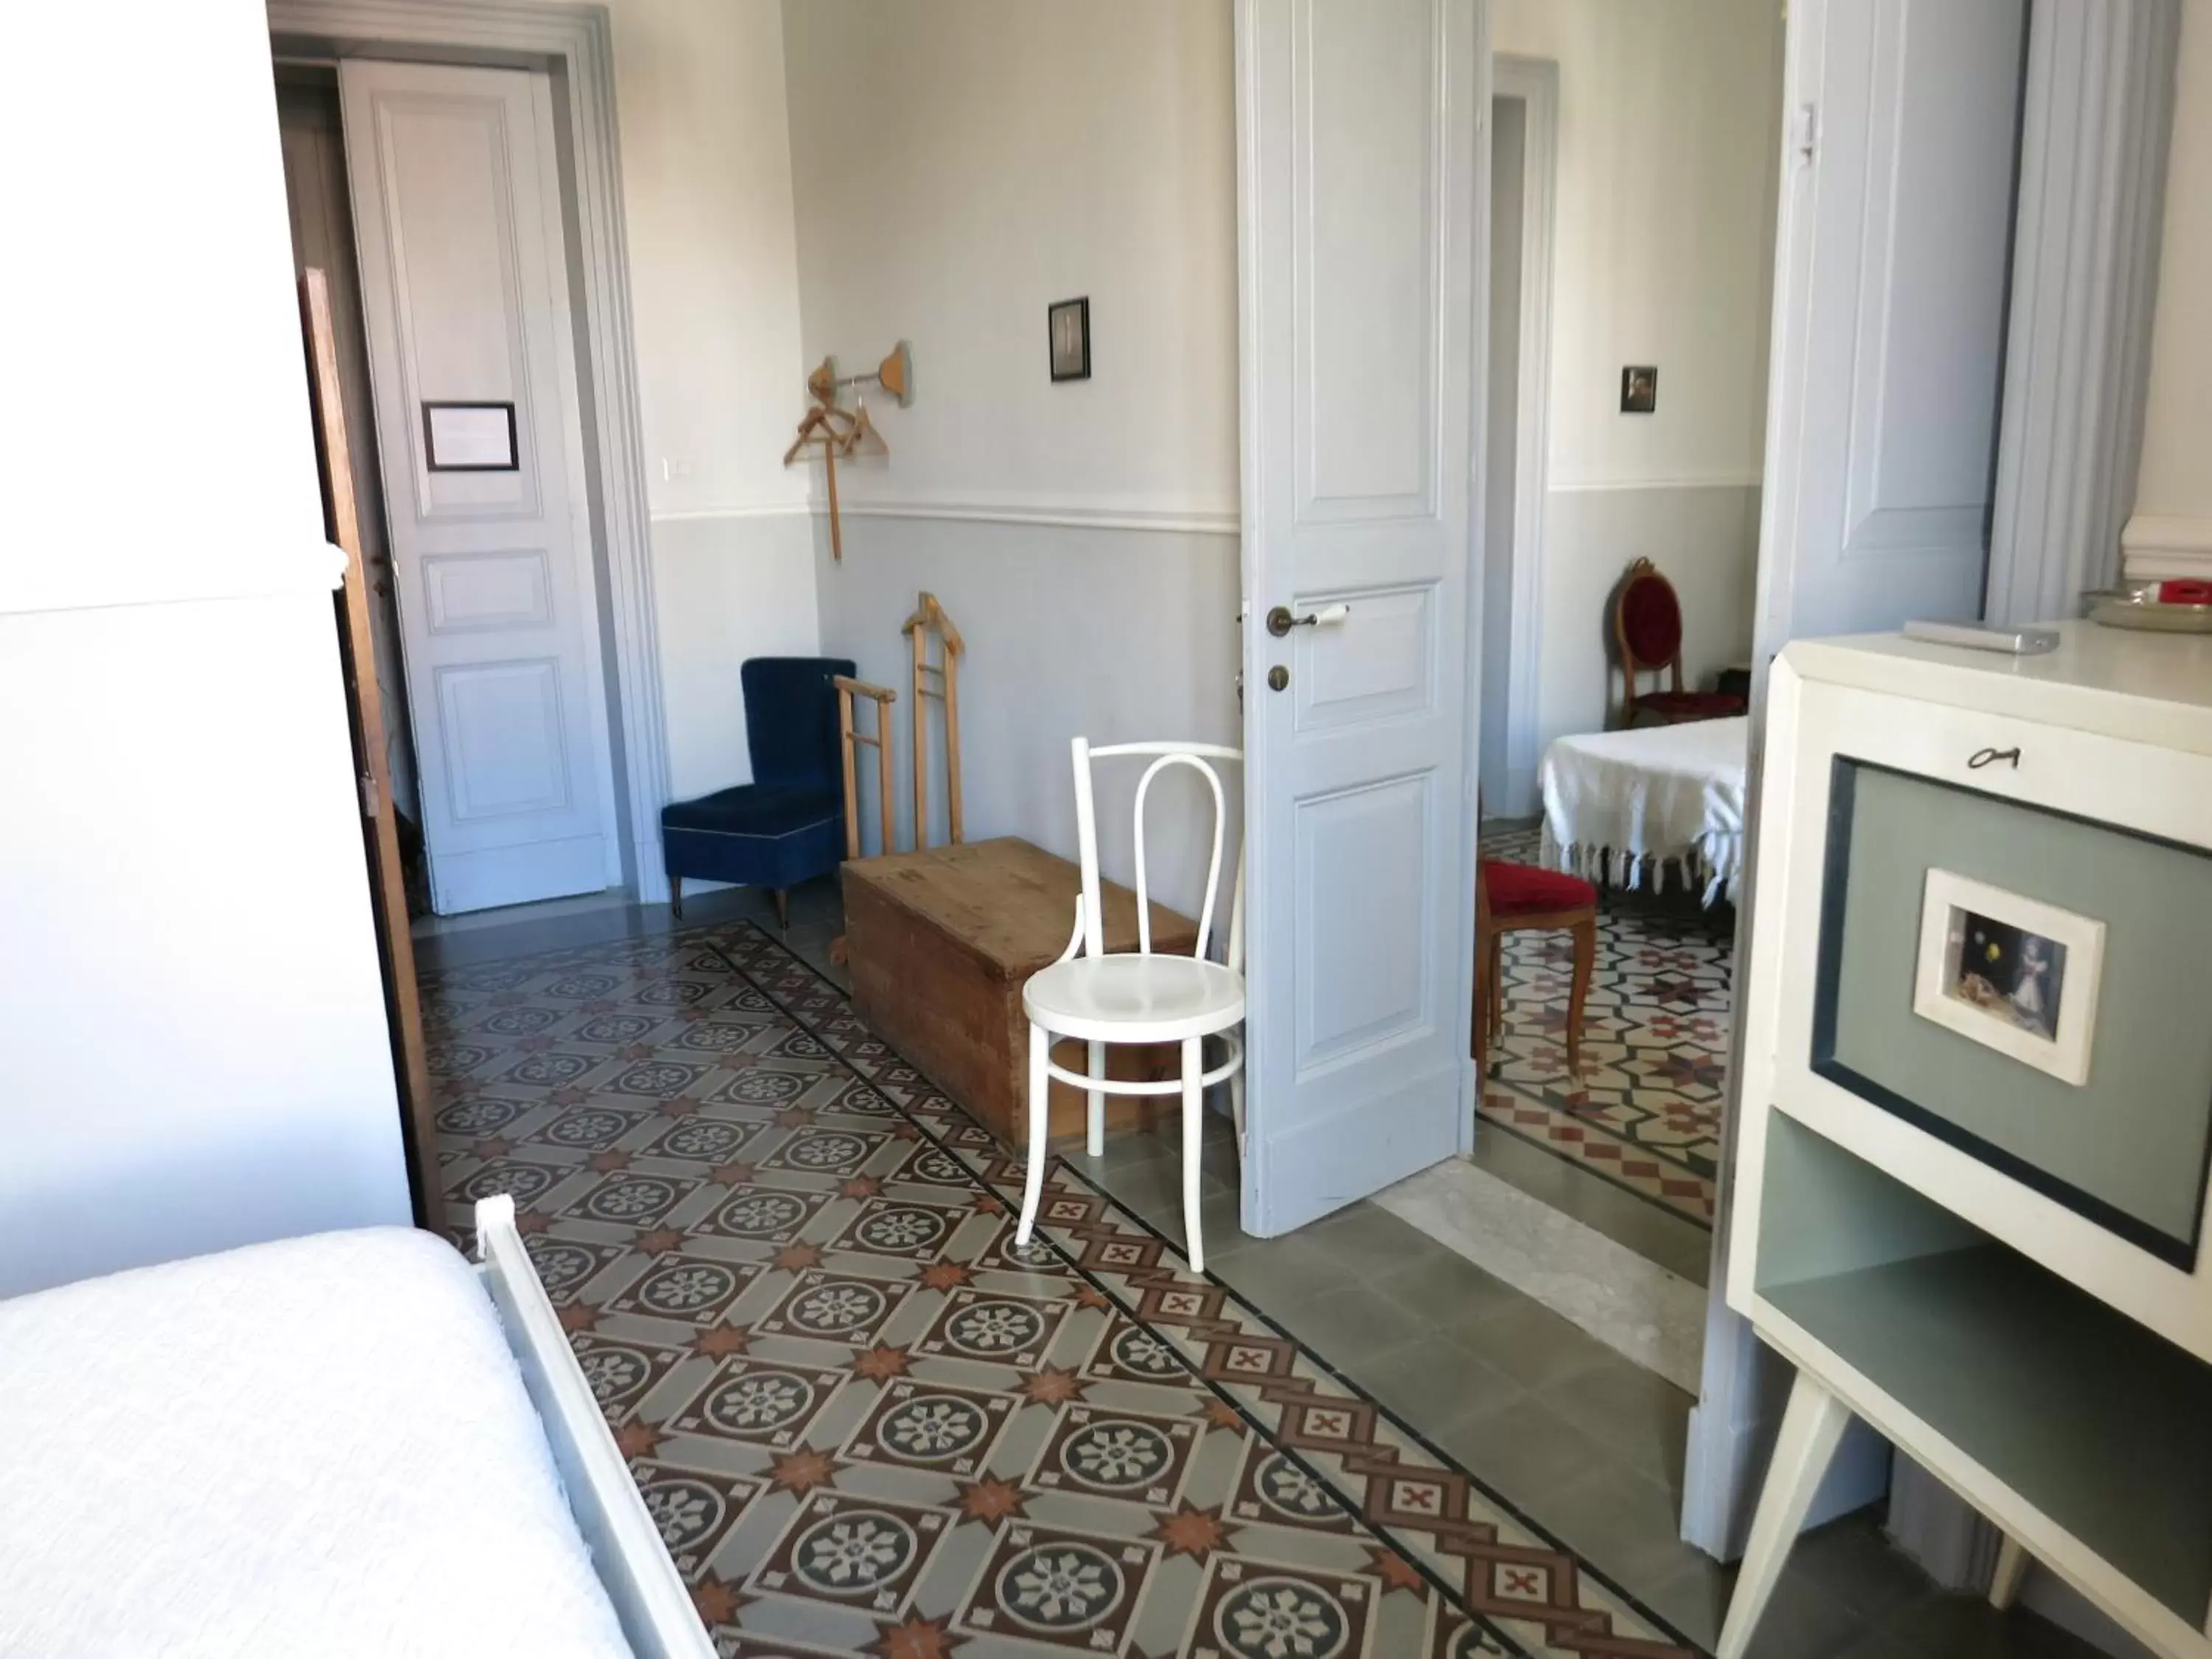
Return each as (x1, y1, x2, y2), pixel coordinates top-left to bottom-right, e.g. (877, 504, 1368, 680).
(1070, 737, 1245, 970)
(741, 657, 856, 790)
(1612, 557, 1684, 708)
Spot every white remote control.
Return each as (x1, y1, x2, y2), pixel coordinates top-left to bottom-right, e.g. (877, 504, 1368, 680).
(1902, 620, 2060, 655)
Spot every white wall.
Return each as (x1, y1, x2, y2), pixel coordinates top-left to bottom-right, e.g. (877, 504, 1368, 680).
(781, 1, 1241, 908)
(1493, 0, 1781, 751)
(552, 0, 821, 799)
(0, 597, 415, 1298)
(2128, 0, 2212, 571)
(0, 0, 411, 1295)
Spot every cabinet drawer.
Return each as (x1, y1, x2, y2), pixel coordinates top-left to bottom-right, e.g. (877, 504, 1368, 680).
(1787, 680, 2212, 850)
(1744, 673, 2212, 1360)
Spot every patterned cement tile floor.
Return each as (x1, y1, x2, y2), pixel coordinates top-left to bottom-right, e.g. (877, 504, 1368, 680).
(428, 918, 1693, 1658)
(420, 880, 2102, 1659)
(1477, 824, 1731, 1228)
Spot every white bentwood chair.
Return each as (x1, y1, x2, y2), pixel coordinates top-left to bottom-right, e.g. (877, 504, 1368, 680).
(1013, 738, 1246, 1271)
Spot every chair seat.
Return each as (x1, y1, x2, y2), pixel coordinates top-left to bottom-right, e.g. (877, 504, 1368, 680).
(1636, 690, 1746, 722)
(1482, 859, 1598, 917)
(1023, 953, 1246, 1043)
(661, 783, 844, 892)
(661, 782, 841, 838)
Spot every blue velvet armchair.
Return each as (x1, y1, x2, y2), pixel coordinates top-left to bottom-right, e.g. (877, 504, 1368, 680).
(661, 656, 855, 928)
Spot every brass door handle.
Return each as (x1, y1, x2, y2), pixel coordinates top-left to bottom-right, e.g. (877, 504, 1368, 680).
(1266, 602, 1352, 637)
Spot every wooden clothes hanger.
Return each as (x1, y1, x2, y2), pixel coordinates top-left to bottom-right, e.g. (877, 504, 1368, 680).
(785, 347, 904, 561)
(783, 397, 863, 560)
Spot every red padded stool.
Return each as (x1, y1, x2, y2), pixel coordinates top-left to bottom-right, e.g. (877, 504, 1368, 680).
(1475, 858, 1599, 1077)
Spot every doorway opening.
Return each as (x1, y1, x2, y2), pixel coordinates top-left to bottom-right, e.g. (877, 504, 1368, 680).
(274, 68, 429, 914)
(1478, 58, 1553, 821)
(271, 49, 640, 929)
(1418, 15, 1788, 1399)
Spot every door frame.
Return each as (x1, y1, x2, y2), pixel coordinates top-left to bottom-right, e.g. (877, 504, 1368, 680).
(1484, 55, 1557, 822)
(268, 0, 674, 905)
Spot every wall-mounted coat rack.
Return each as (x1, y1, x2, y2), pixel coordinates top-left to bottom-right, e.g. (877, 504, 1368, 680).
(809, 341, 913, 409)
(784, 341, 911, 563)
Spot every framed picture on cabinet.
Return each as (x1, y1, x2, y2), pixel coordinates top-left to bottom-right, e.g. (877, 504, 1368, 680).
(1911, 869, 2104, 1086)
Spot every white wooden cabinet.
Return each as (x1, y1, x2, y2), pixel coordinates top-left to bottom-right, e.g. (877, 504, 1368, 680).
(1721, 624, 2212, 1659)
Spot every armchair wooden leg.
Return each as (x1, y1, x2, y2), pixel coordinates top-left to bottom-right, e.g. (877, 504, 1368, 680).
(669, 874, 683, 920)
(773, 887, 790, 931)
(1566, 915, 1596, 1077)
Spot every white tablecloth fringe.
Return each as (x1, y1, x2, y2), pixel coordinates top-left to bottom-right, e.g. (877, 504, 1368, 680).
(1540, 823, 1742, 906)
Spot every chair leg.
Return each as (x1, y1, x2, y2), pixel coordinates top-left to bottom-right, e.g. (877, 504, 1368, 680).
(773, 887, 790, 932)
(1086, 1039, 1107, 1157)
(1180, 1034, 1205, 1273)
(669, 874, 683, 920)
(1016, 1021, 1051, 1249)
(1230, 1060, 1247, 1164)
(1567, 916, 1596, 1077)
(1487, 936, 1505, 1042)
(1472, 936, 1489, 1066)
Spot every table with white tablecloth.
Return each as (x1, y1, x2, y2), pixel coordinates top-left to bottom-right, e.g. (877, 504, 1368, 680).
(1538, 715, 1749, 905)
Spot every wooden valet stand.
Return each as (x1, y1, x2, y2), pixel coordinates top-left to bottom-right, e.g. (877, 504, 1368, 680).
(902, 591, 966, 849)
(830, 592, 967, 964)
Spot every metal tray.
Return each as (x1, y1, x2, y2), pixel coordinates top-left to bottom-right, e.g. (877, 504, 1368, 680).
(2088, 591, 2212, 633)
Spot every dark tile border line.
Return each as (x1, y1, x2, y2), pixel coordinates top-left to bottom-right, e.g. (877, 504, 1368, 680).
(1481, 1071, 1717, 1198)
(709, 920, 1708, 1659)
(687, 930, 1524, 1659)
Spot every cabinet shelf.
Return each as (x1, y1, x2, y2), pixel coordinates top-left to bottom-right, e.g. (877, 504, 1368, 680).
(1767, 1243, 2212, 1625)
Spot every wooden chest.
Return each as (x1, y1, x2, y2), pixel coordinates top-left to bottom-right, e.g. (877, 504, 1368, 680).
(841, 836, 1198, 1149)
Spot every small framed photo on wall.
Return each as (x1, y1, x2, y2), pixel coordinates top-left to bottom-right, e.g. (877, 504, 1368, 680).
(1911, 869, 2106, 1085)
(1048, 297, 1091, 382)
(1620, 366, 1658, 414)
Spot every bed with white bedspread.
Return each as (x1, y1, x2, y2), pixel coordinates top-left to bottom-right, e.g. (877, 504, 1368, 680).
(1538, 714, 1750, 905)
(0, 1199, 709, 1659)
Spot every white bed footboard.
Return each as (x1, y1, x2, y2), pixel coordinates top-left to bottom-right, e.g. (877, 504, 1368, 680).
(473, 1197, 714, 1659)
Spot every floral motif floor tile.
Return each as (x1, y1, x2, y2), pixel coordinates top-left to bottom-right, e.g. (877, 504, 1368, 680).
(429, 923, 1703, 1658)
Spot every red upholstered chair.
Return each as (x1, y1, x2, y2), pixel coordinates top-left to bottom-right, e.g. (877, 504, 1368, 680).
(1613, 558, 1747, 726)
(1474, 858, 1598, 1077)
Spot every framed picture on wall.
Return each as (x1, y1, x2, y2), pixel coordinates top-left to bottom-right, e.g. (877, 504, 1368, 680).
(1911, 869, 2105, 1085)
(1048, 297, 1091, 382)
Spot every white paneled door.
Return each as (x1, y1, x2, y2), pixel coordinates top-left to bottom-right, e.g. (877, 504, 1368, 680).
(339, 60, 620, 914)
(1236, 0, 1483, 1234)
(1753, 0, 2026, 649)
